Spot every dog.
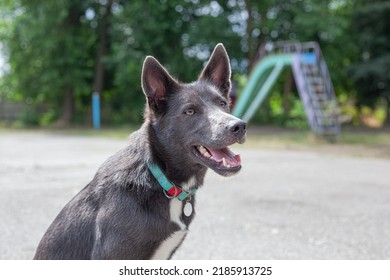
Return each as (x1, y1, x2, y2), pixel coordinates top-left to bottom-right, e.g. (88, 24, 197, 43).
(34, 43, 247, 260)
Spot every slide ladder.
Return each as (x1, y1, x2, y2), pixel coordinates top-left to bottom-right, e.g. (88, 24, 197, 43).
(233, 41, 340, 137)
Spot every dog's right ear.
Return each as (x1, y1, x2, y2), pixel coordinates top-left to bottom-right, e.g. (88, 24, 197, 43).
(141, 56, 179, 113)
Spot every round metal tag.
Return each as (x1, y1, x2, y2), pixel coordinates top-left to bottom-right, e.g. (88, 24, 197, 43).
(183, 202, 193, 217)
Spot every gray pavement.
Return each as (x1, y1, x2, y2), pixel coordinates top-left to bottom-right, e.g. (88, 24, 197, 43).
(0, 132, 389, 259)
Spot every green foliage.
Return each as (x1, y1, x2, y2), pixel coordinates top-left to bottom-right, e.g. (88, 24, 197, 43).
(349, 1, 390, 111)
(103, 0, 245, 123)
(0, 0, 96, 125)
(20, 106, 40, 126)
(0, 0, 389, 126)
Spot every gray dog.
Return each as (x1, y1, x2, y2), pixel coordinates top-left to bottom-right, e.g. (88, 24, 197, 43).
(34, 43, 247, 260)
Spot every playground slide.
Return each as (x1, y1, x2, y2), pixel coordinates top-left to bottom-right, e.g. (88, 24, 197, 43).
(232, 54, 294, 122)
(232, 47, 340, 137)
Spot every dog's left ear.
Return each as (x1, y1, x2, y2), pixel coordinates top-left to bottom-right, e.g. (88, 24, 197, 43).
(199, 43, 231, 97)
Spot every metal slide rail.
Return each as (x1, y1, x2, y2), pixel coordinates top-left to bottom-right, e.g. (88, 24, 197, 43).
(234, 41, 340, 137)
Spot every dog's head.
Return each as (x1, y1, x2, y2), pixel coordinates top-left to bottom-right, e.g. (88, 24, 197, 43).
(141, 44, 246, 177)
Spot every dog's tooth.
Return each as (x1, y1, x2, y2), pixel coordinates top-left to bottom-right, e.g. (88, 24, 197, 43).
(222, 157, 227, 167)
(198, 146, 211, 158)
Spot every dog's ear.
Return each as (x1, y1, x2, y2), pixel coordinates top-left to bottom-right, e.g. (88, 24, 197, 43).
(142, 56, 179, 113)
(199, 43, 231, 97)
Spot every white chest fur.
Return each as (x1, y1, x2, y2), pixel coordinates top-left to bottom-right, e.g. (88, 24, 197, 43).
(150, 199, 187, 260)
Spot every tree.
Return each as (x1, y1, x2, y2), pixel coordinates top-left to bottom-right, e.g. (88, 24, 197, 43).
(92, 0, 113, 109)
(349, 1, 390, 125)
(0, 0, 96, 126)
(103, 0, 245, 123)
(1, 0, 386, 127)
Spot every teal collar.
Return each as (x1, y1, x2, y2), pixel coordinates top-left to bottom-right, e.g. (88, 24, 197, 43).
(147, 162, 197, 201)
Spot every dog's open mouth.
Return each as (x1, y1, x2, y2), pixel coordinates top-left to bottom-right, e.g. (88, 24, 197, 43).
(192, 145, 241, 175)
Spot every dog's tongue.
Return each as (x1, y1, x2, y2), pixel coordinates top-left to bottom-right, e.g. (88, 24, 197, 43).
(206, 147, 241, 167)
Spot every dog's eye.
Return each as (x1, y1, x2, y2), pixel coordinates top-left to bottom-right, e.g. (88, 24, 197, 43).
(184, 108, 195, 115)
(220, 100, 227, 108)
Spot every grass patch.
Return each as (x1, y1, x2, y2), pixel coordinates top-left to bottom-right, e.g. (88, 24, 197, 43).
(0, 125, 136, 139)
(339, 132, 390, 146)
(49, 127, 136, 139)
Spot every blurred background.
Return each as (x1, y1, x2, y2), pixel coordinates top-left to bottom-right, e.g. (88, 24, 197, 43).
(0, 0, 389, 130)
(0, 0, 390, 260)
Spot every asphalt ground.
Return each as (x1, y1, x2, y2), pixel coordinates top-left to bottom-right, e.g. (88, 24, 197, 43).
(0, 132, 389, 259)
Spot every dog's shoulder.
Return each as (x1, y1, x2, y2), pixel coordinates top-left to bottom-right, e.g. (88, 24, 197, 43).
(93, 126, 155, 194)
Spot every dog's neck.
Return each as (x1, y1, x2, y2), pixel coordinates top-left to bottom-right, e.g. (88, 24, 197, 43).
(145, 122, 207, 190)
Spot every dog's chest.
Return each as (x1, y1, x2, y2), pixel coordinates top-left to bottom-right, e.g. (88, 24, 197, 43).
(150, 199, 189, 260)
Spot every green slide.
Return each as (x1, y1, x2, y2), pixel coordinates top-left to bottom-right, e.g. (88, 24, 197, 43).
(232, 42, 340, 137)
(232, 54, 293, 121)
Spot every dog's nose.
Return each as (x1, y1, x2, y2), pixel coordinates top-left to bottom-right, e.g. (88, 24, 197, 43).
(227, 120, 247, 137)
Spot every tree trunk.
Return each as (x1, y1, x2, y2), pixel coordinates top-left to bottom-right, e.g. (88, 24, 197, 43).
(246, 3, 254, 72)
(283, 70, 294, 119)
(58, 85, 74, 127)
(246, 3, 262, 74)
(246, 4, 264, 74)
(385, 95, 390, 126)
(87, 0, 113, 125)
(57, 4, 82, 127)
